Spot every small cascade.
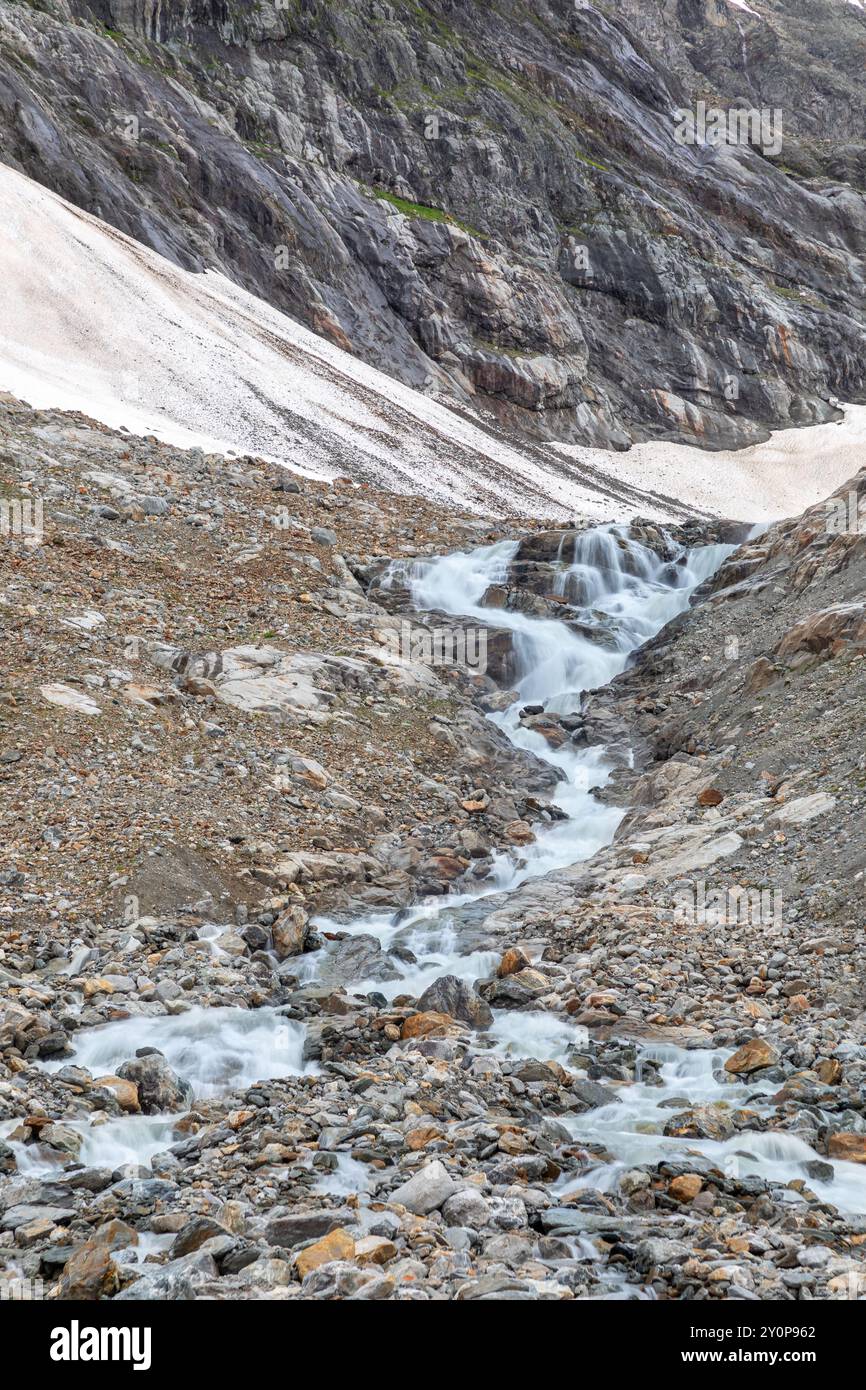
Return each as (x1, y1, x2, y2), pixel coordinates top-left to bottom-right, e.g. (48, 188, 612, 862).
(20, 1007, 313, 1177)
(559, 1044, 866, 1216)
(43, 1005, 311, 1095)
(312, 526, 736, 1014)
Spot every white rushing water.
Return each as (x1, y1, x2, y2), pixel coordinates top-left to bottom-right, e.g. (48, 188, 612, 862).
(391, 526, 731, 885)
(303, 525, 866, 1223)
(310, 526, 732, 985)
(15, 1007, 312, 1176)
(42, 1005, 310, 1094)
(22, 523, 863, 1252)
(560, 1046, 866, 1216)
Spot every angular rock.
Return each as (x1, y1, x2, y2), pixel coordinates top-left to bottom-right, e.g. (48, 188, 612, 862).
(389, 1160, 458, 1215)
(415, 974, 493, 1030)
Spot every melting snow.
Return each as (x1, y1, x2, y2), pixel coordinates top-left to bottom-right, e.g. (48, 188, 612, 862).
(0, 164, 860, 522)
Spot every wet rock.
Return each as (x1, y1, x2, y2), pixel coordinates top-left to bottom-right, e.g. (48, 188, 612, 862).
(571, 1078, 621, 1110)
(401, 1011, 461, 1040)
(481, 968, 550, 1006)
(94, 1075, 141, 1113)
(724, 1039, 780, 1075)
(663, 1107, 736, 1142)
(669, 1174, 703, 1202)
(116, 1052, 193, 1114)
(498, 947, 531, 977)
(315, 935, 401, 987)
(828, 1134, 866, 1165)
(416, 975, 493, 1030)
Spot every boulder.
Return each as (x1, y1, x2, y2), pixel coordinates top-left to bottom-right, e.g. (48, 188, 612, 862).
(389, 1160, 458, 1215)
(271, 905, 309, 960)
(724, 1038, 780, 1075)
(295, 1228, 355, 1278)
(116, 1051, 192, 1114)
(416, 974, 493, 1030)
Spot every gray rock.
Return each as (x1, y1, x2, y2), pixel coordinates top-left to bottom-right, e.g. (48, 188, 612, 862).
(389, 1160, 458, 1215)
(116, 1051, 192, 1114)
(264, 1209, 355, 1249)
(0, 1204, 76, 1231)
(441, 1188, 492, 1230)
(571, 1078, 622, 1109)
(416, 974, 493, 1030)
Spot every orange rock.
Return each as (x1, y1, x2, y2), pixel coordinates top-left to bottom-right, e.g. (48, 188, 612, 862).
(83, 977, 115, 997)
(401, 1011, 455, 1039)
(724, 1038, 779, 1074)
(786, 994, 809, 1013)
(354, 1236, 397, 1266)
(816, 1058, 843, 1085)
(828, 1133, 866, 1165)
(503, 820, 535, 845)
(498, 1130, 531, 1156)
(669, 1174, 703, 1202)
(227, 1109, 255, 1131)
(57, 1243, 121, 1300)
(295, 1228, 355, 1278)
(697, 787, 723, 806)
(498, 947, 531, 978)
(406, 1125, 441, 1150)
(94, 1075, 140, 1113)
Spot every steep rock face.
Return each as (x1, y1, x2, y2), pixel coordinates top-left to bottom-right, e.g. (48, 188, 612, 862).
(1, 0, 864, 452)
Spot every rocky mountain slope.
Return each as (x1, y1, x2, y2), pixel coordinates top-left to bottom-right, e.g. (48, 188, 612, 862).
(2, 393, 866, 1303)
(2, 0, 865, 459)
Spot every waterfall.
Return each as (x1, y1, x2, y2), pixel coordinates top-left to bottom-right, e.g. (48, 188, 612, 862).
(379, 526, 737, 886)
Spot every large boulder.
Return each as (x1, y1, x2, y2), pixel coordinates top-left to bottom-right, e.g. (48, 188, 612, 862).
(270, 905, 310, 960)
(724, 1038, 780, 1075)
(389, 1160, 458, 1215)
(416, 974, 493, 1030)
(116, 1051, 192, 1114)
(314, 934, 402, 988)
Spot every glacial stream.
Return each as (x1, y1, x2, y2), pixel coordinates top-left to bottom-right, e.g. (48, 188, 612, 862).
(13, 523, 866, 1295)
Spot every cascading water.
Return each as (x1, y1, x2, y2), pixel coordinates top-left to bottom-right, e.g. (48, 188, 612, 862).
(558, 1045, 866, 1216)
(293, 528, 734, 1010)
(303, 528, 733, 997)
(25, 519, 861, 1300)
(14, 1007, 312, 1177)
(321, 525, 866, 1231)
(383, 525, 733, 888)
